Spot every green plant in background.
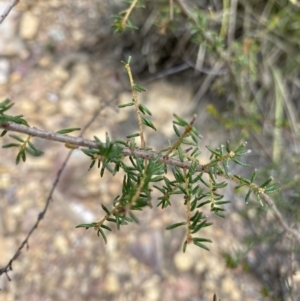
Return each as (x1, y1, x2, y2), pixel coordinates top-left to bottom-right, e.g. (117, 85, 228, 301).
(0, 57, 283, 253)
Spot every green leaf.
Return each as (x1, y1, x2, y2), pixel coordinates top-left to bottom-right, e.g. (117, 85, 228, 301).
(100, 224, 112, 231)
(9, 134, 24, 143)
(234, 183, 246, 190)
(213, 181, 227, 189)
(56, 128, 81, 134)
(192, 239, 210, 251)
(234, 175, 251, 184)
(213, 211, 225, 218)
(177, 146, 184, 162)
(222, 159, 231, 177)
(206, 146, 221, 157)
(94, 136, 102, 144)
(101, 204, 110, 215)
(191, 220, 213, 234)
(182, 139, 197, 146)
(225, 141, 231, 153)
(234, 142, 247, 154)
(88, 160, 96, 171)
(190, 132, 199, 144)
(231, 158, 251, 167)
(264, 184, 280, 193)
(26, 141, 43, 156)
(182, 240, 188, 253)
(0, 130, 7, 137)
(126, 133, 140, 138)
(139, 104, 152, 115)
(173, 114, 189, 127)
(259, 177, 273, 188)
(129, 211, 139, 224)
(133, 83, 147, 92)
(25, 147, 43, 156)
(150, 176, 164, 182)
(76, 222, 97, 229)
(2, 143, 20, 148)
(114, 140, 128, 146)
(0, 98, 14, 113)
(173, 124, 181, 137)
(98, 228, 107, 244)
(118, 102, 134, 108)
(21, 150, 26, 162)
(197, 200, 210, 208)
(16, 152, 21, 165)
(250, 169, 257, 182)
(214, 200, 230, 205)
(166, 222, 187, 230)
(0, 114, 28, 126)
(191, 147, 201, 157)
(142, 117, 156, 131)
(193, 237, 212, 243)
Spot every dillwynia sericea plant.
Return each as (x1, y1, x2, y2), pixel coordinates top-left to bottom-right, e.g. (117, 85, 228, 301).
(0, 57, 280, 253)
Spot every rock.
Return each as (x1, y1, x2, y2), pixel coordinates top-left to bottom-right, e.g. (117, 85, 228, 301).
(54, 234, 69, 255)
(38, 55, 52, 67)
(104, 273, 120, 294)
(61, 64, 90, 98)
(19, 12, 40, 40)
(0, 2, 27, 57)
(0, 59, 10, 84)
(80, 94, 100, 112)
(174, 251, 194, 272)
(51, 65, 69, 89)
(59, 98, 80, 117)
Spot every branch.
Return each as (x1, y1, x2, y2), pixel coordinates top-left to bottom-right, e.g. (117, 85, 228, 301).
(0, 150, 72, 280)
(0, 99, 110, 280)
(0, 0, 20, 24)
(1, 121, 300, 244)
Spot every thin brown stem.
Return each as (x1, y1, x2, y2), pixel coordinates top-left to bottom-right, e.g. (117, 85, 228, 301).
(122, 0, 139, 28)
(124, 62, 145, 148)
(164, 115, 197, 157)
(0, 0, 20, 24)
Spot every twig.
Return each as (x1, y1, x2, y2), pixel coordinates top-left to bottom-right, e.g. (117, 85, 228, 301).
(0, 101, 109, 280)
(0, 150, 72, 281)
(289, 237, 295, 301)
(227, 0, 238, 50)
(121, 0, 138, 28)
(0, 121, 300, 244)
(0, 0, 20, 24)
(169, 0, 174, 20)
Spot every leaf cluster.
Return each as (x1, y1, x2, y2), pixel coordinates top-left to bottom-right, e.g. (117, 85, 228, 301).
(0, 99, 43, 164)
(0, 99, 29, 137)
(0, 61, 280, 253)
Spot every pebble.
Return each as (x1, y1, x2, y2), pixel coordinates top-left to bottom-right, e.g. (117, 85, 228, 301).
(0, 2, 27, 57)
(0, 59, 10, 84)
(174, 251, 194, 272)
(19, 12, 40, 40)
(61, 64, 90, 98)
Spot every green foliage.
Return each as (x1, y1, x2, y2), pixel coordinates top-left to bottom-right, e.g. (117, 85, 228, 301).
(0, 59, 280, 253)
(0, 99, 29, 134)
(0, 99, 43, 164)
(2, 133, 43, 164)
